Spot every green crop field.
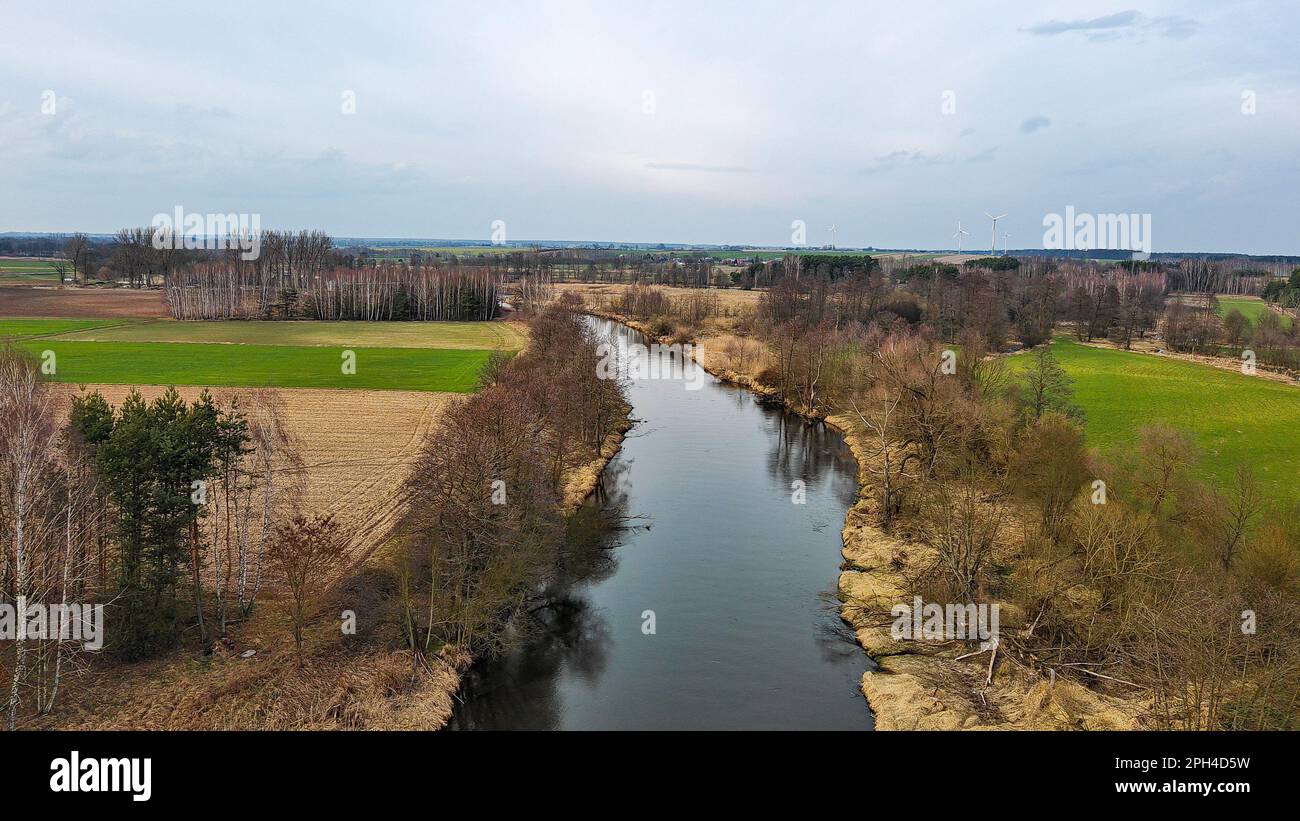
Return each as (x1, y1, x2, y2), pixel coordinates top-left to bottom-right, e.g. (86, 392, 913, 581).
(43, 318, 527, 349)
(0, 318, 131, 338)
(17, 339, 494, 392)
(1216, 296, 1292, 329)
(0, 259, 64, 281)
(1021, 339, 1300, 506)
(1, 314, 525, 392)
(0, 259, 63, 271)
(371, 245, 525, 257)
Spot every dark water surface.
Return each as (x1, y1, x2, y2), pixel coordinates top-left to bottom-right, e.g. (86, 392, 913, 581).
(448, 318, 873, 730)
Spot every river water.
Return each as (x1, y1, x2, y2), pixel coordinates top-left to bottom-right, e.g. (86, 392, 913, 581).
(448, 318, 873, 730)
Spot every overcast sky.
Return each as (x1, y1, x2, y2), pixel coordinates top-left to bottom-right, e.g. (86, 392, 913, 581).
(1, 1, 1297, 253)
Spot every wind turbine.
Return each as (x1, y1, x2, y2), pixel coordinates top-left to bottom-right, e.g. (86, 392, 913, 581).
(1002, 231, 1010, 257)
(952, 220, 969, 253)
(984, 212, 1006, 255)
(827, 225, 838, 250)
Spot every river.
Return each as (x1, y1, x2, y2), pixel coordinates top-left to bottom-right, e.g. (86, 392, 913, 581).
(448, 317, 873, 730)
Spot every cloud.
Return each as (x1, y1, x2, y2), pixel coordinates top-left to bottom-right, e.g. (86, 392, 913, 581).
(1022, 10, 1197, 41)
(1023, 10, 1140, 36)
(859, 150, 945, 175)
(1020, 115, 1051, 134)
(1150, 15, 1198, 40)
(644, 161, 752, 173)
(861, 146, 998, 174)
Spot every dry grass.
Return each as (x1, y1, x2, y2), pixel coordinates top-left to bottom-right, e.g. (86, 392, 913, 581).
(554, 281, 763, 310)
(36, 597, 461, 730)
(33, 385, 465, 730)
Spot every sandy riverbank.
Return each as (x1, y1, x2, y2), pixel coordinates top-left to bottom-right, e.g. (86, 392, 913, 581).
(587, 306, 1140, 730)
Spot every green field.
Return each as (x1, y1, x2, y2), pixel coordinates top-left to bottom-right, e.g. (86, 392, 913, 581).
(0, 259, 62, 282)
(0, 259, 63, 271)
(0, 318, 131, 338)
(40, 318, 526, 349)
(371, 245, 525, 257)
(1030, 339, 1300, 506)
(18, 340, 493, 392)
(1, 314, 524, 392)
(1216, 296, 1292, 329)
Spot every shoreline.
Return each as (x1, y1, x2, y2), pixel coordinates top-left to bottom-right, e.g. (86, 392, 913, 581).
(587, 306, 1139, 730)
(436, 387, 633, 728)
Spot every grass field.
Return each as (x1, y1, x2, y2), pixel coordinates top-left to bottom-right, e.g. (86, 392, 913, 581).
(0, 259, 62, 283)
(0, 318, 130, 338)
(0, 300, 524, 391)
(40, 318, 527, 349)
(1216, 296, 1292, 329)
(1033, 338, 1300, 506)
(20, 339, 493, 392)
(371, 245, 526, 257)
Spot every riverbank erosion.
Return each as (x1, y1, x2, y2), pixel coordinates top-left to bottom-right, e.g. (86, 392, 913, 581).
(830, 416, 1140, 730)
(584, 303, 1140, 730)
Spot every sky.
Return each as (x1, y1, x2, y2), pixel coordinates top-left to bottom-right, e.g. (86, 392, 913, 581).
(1, 1, 1297, 254)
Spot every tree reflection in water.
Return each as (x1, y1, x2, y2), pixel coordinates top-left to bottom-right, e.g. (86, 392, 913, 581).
(448, 460, 639, 730)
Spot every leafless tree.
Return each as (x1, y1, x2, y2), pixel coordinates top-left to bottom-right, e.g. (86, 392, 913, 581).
(268, 513, 347, 666)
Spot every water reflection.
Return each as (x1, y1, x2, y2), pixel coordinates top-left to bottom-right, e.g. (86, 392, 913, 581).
(449, 318, 873, 730)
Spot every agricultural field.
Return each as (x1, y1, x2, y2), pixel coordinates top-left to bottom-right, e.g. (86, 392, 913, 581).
(555, 281, 763, 311)
(0, 257, 64, 283)
(370, 244, 526, 258)
(19, 339, 494, 391)
(1216, 295, 1292, 329)
(1034, 338, 1300, 506)
(57, 384, 448, 570)
(0, 318, 128, 338)
(39, 317, 527, 349)
(0, 286, 170, 317)
(1, 295, 526, 391)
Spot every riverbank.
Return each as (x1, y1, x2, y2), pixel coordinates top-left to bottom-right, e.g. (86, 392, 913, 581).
(561, 417, 634, 512)
(35, 336, 631, 731)
(585, 304, 1140, 730)
(830, 416, 1139, 730)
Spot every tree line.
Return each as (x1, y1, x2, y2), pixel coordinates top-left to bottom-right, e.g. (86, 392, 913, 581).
(393, 297, 627, 667)
(165, 261, 502, 321)
(0, 349, 311, 726)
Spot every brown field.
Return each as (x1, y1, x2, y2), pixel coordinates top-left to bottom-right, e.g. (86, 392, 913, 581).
(37, 384, 462, 730)
(555, 281, 763, 310)
(57, 384, 453, 574)
(0, 285, 168, 318)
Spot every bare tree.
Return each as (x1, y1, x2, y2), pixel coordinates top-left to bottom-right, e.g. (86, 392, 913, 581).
(268, 513, 346, 665)
(62, 234, 89, 286)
